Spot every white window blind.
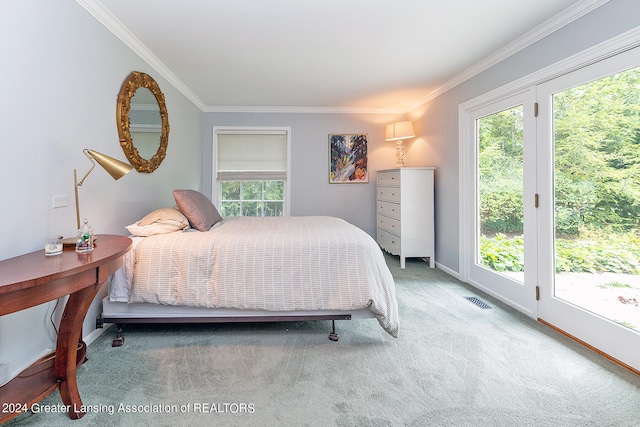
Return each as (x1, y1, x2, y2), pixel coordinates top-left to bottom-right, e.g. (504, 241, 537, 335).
(216, 132, 287, 181)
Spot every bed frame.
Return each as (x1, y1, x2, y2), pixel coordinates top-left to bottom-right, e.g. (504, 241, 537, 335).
(97, 297, 376, 346)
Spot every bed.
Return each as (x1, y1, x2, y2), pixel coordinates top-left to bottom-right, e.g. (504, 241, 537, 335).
(98, 190, 399, 345)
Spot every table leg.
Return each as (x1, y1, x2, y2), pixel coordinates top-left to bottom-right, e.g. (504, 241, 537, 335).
(54, 282, 104, 419)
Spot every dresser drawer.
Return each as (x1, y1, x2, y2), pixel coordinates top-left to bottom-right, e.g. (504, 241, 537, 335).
(377, 214, 400, 234)
(377, 228, 400, 255)
(377, 186, 401, 203)
(377, 200, 400, 220)
(377, 170, 401, 186)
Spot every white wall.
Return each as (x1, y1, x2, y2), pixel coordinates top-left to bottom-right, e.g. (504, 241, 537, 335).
(0, 1, 202, 381)
(409, 0, 640, 273)
(201, 112, 411, 237)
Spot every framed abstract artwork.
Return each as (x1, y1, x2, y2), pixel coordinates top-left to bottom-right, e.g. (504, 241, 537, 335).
(329, 134, 368, 183)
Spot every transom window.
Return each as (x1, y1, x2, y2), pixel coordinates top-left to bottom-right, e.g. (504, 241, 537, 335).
(213, 127, 290, 217)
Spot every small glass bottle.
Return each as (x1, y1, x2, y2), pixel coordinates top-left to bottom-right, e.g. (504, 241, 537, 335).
(75, 218, 95, 253)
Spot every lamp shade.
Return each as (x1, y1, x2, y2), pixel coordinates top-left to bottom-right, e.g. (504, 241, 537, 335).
(385, 121, 415, 141)
(73, 149, 134, 230)
(86, 149, 134, 180)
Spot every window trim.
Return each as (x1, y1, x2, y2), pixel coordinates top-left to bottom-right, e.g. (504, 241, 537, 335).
(212, 126, 292, 216)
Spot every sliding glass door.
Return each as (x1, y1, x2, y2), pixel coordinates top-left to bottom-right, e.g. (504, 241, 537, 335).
(537, 47, 640, 370)
(461, 43, 640, 371)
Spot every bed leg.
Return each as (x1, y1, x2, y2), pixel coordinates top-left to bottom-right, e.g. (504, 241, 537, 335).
(328, 320, 339, 342)
(112, 323, 125, 347)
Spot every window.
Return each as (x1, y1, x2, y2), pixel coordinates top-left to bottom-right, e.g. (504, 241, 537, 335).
(213, 128, 290, 216)
(220, 180, 284, 216)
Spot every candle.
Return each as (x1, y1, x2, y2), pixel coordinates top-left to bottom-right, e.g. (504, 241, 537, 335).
(45, 235, 63, 256)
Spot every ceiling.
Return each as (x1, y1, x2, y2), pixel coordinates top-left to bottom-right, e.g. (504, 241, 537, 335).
(84, 0, 598, 113)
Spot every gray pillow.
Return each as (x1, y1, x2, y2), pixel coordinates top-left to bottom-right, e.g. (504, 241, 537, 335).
(173, 189, 223, 231)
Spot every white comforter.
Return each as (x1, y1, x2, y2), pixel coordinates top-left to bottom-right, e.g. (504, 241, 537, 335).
(110, 216, 399, 337)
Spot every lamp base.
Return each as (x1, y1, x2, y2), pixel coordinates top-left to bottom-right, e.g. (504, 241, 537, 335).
(396, 140, 406, 168)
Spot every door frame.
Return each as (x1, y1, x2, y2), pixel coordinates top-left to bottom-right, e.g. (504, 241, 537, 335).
(458, 28, 640, 372)
(459, 88, 537, 317)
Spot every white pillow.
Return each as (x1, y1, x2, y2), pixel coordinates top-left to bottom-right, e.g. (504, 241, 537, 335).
(126, 207, 190, 236)
(138, 207, 189, 226)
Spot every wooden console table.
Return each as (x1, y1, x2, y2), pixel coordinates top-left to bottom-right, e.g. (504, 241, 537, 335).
(0, 234, 131, 423)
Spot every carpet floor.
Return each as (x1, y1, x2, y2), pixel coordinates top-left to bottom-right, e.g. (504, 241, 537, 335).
(5, 255, 640, 426)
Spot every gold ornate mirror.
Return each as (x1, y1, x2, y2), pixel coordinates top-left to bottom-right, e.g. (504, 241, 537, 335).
(117, 71, 169, 173)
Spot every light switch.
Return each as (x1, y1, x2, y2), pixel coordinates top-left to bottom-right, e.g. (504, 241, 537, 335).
(53, 195, 68, 209)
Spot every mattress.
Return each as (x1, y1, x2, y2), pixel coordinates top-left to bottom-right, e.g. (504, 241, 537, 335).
(110, 216, 399, 337)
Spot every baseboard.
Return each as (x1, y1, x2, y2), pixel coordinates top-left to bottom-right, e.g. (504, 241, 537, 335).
(0, 362, 10, 386)
(84, 323, 112, 347)
(435, 262, 459, 279)
(1, 348, 53, 387)
(0, 326, 112, 387)
(538, 318, 640, 377)
(464, 277, 535, 318)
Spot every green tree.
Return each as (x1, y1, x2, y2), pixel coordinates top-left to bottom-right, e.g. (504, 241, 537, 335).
(478, 66, 640, 273)
(478, 106, 524, 234)
(554, 68, 640, 232)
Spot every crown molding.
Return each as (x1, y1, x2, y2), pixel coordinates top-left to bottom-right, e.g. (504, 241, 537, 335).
(202, 105, 406, 115)
(76, 0, 206, 111)
(78, 0, 610, 115)
(409, 0, 611, 111)
(460, 25, 640, 112)
(77, 0, 401, 115)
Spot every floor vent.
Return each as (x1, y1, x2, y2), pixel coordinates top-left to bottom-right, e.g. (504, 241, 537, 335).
(464, 296, 492, 309)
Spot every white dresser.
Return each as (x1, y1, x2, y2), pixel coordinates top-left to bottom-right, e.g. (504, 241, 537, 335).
(376, 167, 435, 268)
